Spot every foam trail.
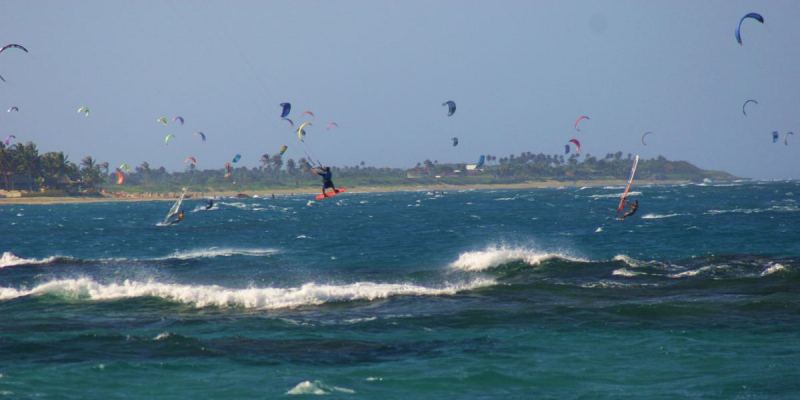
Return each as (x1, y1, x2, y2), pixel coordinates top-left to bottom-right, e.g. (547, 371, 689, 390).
(0, 277, 494, 309)
(641, 213, 682, 219)
(450, 246, 587, 272)
(162, 248, 278, 260)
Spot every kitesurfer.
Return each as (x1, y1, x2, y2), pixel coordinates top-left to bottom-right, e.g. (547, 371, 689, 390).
(620, 200, 639, 220)
(204, 199, 214, 210)
(312, 166, 338, 197)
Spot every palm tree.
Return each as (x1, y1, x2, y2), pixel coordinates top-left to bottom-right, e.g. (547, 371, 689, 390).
(259, 154, 271, 172)
(80, 156, 102, 191)
(40, 152, 70, 189)
(270, 154, 283, 179)
(16, 142, 41, 191)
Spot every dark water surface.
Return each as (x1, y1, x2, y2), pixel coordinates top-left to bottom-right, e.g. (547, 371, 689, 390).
(1, 181, 798, 398)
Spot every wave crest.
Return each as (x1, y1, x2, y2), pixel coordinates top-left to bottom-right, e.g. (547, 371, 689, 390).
(0, 277, 494, 309)
(450, 246, 586, 272)
(0, 252, 64, 268)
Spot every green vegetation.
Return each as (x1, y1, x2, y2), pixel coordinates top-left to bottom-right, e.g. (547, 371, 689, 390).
(0, 141, 736, 196)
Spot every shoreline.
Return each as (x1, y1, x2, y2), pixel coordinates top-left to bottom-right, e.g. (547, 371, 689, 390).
(0, 179, 692, 205)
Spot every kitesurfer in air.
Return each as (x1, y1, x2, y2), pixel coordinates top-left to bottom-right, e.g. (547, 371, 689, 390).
(311, 166, 339, 197)
(620, 199, 639, 220)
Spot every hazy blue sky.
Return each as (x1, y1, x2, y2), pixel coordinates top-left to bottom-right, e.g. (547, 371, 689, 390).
(0, 1, 798, 178)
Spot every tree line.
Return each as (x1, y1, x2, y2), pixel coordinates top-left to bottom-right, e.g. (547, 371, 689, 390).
(0, 140, 732, 194)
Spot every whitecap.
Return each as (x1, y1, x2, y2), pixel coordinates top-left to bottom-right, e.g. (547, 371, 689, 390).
(0, 277, 494, 309)
(0, 252, 60, 268)
(450, 245, 587, 272)
(162, 248, 278, 260)
(287, 381, 355, 395)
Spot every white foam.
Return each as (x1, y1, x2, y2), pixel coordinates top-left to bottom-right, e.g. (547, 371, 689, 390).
(762, 263, 788, 276)
(287, 381, 355, 395)
(669, 265, 722, 278)
(612, 268, 644, 277)
(450, 246, 586, 272)
(153, 332, 173, 341)
(612, 254, 642, 268)
(706, 205, 800, 215)
(162, 248, 278, 260)
(641, 213, 682, 219)
(0, 252, 60, 268)
(0, 277, 494, 309)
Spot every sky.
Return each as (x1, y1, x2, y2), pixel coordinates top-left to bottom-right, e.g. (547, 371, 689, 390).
(0, 0, 798, 179)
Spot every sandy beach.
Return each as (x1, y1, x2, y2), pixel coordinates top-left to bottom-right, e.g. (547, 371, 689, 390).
(0, 179, 690, 205)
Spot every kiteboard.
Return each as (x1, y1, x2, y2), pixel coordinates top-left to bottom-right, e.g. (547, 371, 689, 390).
(315, 188, 346, 201)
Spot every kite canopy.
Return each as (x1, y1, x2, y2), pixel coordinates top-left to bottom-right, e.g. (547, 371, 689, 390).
(574, 115, 590, 131)
(173, 116, 184, 125)
(451, 137, 459, 147)
(564, 144, 570, 154)
(77, 106, 90, 116)
(442, 100, 456, 117)
(232, 154, 242, 163)
(641, 131, 654, 146)
(568, 138, 582, 154)
(279, 144, 288, 156)
(7, 106, 18, 113)
(164, 134, 175, 144)
(118, 162, 130, 172)
(0, 44, 28, 54)
(736, 13, 764, 45)
(302, 110, 314, 118)
(297, 121, 311, 142)
(476, 155, 485, 168)
(115, 170, 125, 185)
(280, 103, 291, 118)
(785, 132, 794, 146)
(185, 156, 197, 166)
(4, 135, 16, 146)
(157, 116, 168, 125)
(194, 131, 206, 142)
(742, 99, 758, 116)
(326, 122, 338, 130)
(772, 131, 779, 143)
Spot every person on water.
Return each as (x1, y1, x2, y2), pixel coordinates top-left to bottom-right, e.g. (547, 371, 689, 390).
(621, 199, 639, 220)
(204, 199, 214, 210)
(311, 166, 339, 197)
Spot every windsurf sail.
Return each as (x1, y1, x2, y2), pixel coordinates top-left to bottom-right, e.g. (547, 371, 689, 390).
(617, 155, 639, 213)
(163, 188, 187, 225)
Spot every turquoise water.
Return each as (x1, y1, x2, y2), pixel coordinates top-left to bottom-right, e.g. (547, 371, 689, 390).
(1, 182, 799, 398)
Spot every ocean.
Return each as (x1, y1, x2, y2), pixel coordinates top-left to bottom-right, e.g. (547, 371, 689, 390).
(1, 181, 799, 399)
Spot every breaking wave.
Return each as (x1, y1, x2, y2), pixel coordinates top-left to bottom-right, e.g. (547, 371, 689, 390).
(450, 245, 587, 272)
(0, 252, 72, 268)
(0, 277, 495, 309)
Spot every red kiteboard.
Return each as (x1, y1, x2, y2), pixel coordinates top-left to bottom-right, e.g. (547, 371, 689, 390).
(315, 188, 346, 201)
